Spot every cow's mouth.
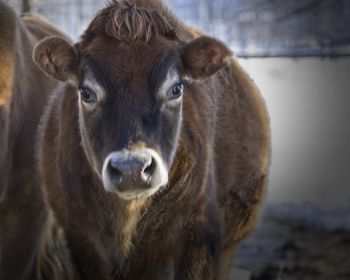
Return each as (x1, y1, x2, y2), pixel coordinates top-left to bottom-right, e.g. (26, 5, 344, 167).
(102, 148, 168, 200)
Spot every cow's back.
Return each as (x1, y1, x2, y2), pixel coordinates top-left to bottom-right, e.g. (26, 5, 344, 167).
(0, 2, 64, 279)
(177, 17, 270, 274)
(215, 57, 270, 229)
(211, 57, 270, 278)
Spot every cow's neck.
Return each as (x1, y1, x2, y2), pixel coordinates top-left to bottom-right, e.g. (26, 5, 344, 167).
(113, 197, 149, 259)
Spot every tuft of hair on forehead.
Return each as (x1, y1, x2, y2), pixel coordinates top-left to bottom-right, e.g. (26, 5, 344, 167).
(81, 0, 177, 45)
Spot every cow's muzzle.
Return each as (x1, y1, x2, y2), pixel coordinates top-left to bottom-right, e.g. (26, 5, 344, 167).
(102, 148, 168, 200)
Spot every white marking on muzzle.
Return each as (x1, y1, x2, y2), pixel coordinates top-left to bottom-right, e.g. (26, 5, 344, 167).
(102, 148, 169, 200)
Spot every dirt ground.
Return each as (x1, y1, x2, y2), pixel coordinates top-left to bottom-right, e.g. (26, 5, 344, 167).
(233, 206, 350, 279)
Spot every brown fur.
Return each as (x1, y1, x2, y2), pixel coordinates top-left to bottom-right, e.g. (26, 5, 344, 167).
(0, 2, 66, 279)
(85, 0, 176, 43)
(34, 1, 270, 279)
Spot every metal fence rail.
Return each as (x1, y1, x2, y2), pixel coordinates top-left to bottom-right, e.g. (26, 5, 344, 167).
(5, 0, 350, 57)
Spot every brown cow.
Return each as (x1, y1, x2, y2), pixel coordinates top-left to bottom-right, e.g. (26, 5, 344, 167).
(34, 0, 270, 279)
(0, 2, 65, 279)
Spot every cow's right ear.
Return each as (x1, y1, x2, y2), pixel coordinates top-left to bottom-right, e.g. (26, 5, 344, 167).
(34, 36, 78, 81)
(180, 36, 232, 80)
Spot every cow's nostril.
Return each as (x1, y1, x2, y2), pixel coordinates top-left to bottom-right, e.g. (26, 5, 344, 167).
(142, 157, 156, 179)
(108, 160, 123, 184)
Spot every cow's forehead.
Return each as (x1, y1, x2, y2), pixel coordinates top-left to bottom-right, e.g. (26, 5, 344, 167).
(79, 38, 181, 93)
(82, 35, 179, 66)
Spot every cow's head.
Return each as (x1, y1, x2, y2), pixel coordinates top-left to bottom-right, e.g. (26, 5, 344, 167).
(34, 1, 231, 200)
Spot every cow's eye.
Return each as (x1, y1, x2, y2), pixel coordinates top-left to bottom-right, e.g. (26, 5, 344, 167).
(79, 87, 96, 103)
(168, 83, 183, 100)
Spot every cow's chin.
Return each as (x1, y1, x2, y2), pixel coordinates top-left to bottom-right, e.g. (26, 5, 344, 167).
(112, 184, 166, 201)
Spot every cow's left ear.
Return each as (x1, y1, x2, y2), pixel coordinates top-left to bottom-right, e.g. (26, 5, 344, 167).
(181, 36, 232, 79)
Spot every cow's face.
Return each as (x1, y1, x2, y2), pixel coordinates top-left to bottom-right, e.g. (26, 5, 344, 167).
(74, 37, 184, 200)
(34, 8, 231, 200)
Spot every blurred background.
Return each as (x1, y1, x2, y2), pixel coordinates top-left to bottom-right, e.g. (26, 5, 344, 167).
(5, 0, 350, 279)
